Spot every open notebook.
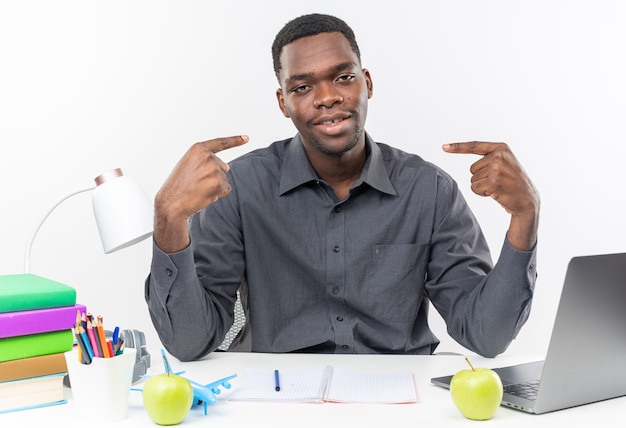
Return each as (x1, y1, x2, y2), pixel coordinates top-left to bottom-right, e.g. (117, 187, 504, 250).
(229, 366, 417, 404)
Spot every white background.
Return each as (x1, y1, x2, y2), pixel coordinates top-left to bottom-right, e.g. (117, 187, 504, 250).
(1, 1, 625, 359)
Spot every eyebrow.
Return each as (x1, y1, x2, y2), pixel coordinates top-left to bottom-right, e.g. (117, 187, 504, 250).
(285, 61, 356, 85)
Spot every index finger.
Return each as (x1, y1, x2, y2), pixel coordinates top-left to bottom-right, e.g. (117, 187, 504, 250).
(199, 135, 250, 154)
(442, 141, 502, 156)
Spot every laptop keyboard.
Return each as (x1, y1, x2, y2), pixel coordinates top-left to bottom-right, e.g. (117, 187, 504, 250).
(503, 380, 540, 400)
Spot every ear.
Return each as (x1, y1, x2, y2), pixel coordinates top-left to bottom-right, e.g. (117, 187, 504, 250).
(363, 68, 374, 99)
(276, 88, 290, 118)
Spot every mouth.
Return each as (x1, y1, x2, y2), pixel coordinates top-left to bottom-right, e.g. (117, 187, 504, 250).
(319, 117, 344, 125)
(314, 114, 350, 127)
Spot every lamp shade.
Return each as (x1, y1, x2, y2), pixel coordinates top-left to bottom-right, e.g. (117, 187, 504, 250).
(92, 168, 153, 254)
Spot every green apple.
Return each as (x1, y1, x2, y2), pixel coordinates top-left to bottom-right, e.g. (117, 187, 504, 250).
(143, 373, 194, 425)
(450, 357, 503, 420)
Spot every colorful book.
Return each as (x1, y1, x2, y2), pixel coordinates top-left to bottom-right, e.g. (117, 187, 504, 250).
(0, 330, 74, 363)
(0, 304, 86, 339)
(0, 372, 67, 414)
(0, 274, 76, 313)
(0, 352, 68, 383)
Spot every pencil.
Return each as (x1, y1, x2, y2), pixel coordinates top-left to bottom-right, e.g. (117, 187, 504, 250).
(114, 337, 125, 356)
(96, 316, 111, 358)
(86, 320, 101, 358)
(76, 309, 82, 330)
(107, 338, 114, 358)
(73, 328, 91, 364)
(78, 324, 94, 361)
(74, 310, 84, 363)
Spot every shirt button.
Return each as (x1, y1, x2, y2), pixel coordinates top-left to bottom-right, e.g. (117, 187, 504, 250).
(341, 345, 349, 350)
(165, 268, 173, 277)
(334, 206, 341, 213)
(332, 287, 340, 294)
(336, 316, 343, 322)
(333, 245, 340, 253)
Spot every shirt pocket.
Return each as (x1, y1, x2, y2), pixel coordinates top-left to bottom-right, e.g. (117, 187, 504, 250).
(365, 243, 428, 322)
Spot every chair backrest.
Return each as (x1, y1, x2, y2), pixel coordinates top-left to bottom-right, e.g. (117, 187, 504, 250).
(217, 290, 246, 351)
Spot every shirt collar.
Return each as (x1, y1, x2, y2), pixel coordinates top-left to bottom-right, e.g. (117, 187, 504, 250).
(361, 133, 397, 196)
(279, 133, 397, 197)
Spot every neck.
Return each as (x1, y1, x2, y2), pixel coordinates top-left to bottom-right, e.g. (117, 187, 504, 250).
(305, 144, 367, 201)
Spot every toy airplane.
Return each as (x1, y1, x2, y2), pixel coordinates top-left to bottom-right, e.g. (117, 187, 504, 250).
(185, 373, 238, 414)
(133, 348, 237, 416)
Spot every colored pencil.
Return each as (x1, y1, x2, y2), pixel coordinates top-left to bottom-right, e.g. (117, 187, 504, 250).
(86, 320, 102, 358)
(77, 324, 94, 361)
(95, 316, 110, 358)
(107, 339, 114, 358)
(73, 328, 91, 364)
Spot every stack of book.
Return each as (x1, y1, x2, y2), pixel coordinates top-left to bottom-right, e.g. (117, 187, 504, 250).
(0, 273, 86, 413)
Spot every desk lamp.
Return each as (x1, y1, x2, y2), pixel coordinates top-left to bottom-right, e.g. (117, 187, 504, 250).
(22, 167, 153, 381)
(24, 168, 153, 273)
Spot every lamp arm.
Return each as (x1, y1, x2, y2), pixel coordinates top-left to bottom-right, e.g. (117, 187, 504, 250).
(24, 183, 96, 273)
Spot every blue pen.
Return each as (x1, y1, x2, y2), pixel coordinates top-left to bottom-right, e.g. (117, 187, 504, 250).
(274, 369, 281, 392)
(112, 326, 119, 345)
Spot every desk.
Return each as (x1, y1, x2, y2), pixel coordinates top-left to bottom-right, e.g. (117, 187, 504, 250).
(0, 352, 621, 427)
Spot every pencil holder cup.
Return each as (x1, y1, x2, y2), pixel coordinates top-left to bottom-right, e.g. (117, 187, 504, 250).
(64, 348, 136, 423)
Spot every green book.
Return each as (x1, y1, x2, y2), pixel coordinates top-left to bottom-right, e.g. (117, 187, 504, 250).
(0, 274, 76, 313)
(0, 330, 74, 363)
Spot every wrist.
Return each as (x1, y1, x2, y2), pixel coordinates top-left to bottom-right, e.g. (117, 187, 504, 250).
(153, 199, 191, 253)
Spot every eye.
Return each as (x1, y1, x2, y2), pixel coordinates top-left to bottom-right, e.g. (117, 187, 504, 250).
(336, 74, 356, 84)
(291, 84, 310, 94)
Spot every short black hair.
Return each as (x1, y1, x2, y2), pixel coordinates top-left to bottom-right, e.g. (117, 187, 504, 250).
(271, 13, 361, 79)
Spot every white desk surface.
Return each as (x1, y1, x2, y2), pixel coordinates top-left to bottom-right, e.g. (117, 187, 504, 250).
(0, 351, 619, 427)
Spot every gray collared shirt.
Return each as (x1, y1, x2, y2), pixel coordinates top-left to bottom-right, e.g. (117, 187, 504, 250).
(146, 133, 536, 361)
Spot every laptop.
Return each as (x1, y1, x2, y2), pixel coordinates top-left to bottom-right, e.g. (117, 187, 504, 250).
(431, 252, 626, 414)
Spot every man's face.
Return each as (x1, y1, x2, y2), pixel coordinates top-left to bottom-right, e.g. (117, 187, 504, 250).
(276, 32, 373, 157)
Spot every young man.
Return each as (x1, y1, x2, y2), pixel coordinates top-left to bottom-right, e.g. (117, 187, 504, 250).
(145, 13, 539, 361)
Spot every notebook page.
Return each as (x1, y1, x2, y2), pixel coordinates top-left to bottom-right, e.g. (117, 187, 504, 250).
(229, 367, 327, 402)
(324, 368, 418, 404)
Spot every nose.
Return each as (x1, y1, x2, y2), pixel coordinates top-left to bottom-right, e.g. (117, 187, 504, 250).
(313, 82, 343, 109)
